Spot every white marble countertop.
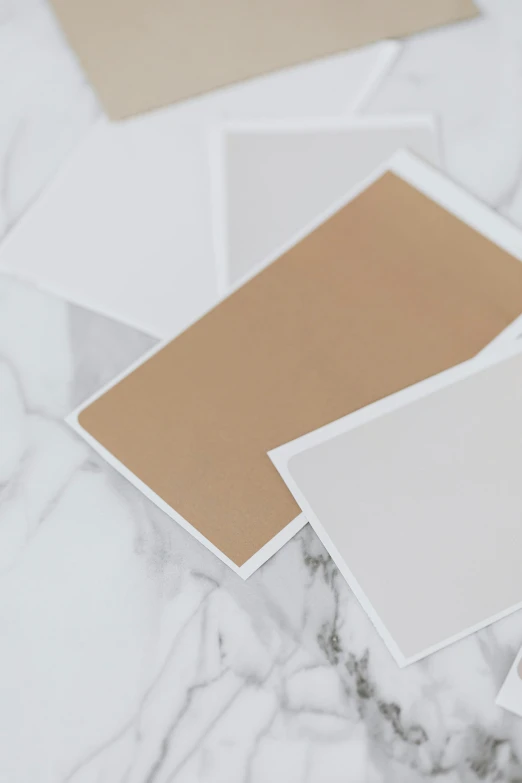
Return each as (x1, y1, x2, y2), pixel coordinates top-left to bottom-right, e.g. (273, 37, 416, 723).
(2, 1, 522, 781)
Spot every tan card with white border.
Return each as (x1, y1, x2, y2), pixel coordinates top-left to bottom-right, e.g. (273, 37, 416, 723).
(68, 152, 522, 578)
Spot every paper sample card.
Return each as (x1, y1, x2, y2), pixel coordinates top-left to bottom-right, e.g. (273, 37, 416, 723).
(49, 0, 476, 119)
(212, 115, 440, 291)
(0, 43, 397, 339)
(497, 647, 522, 717)
(68, 152, 522, 578)
(270, 343, 522, 666)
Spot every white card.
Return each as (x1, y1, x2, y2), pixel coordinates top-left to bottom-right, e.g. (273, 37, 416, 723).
(0, 42, 398, 338)
(211, 113, 441, 292)
(270, 341, 522, 666)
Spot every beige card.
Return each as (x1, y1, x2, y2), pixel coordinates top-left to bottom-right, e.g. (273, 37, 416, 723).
(68, 152, 522, 578)
(50, 0, 477, 119)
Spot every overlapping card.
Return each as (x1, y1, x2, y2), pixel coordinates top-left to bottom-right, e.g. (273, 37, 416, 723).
(49, 0, 477, 119)
(12, 0, 522, 681)
(211, 114, 440, 291)
(68, 152, 522, 579)
(270, 342, 522, 666)
(0, 43, 397, 337)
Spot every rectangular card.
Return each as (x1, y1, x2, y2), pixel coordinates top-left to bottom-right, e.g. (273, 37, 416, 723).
(0, 42, 398, 338)
(211, 114, 440, 292)
(269, 342, 522, 666)
(49, 0, 476, 119)
(68, 151, 522, 578)
(497, 647, 522, 717)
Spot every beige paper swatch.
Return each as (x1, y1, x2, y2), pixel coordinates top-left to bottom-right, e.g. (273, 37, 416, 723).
(50, 0, 477, 119)
(70, 159, 522, 573)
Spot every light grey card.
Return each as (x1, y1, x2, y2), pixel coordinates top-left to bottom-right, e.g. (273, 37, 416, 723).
(270, 342, 522, 666)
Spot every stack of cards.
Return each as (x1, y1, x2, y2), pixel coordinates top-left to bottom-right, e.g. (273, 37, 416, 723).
(0, 42, 400, 337)
(7, 0, 522, 713)
(68, 151, 522, 590)
(63, 148, 522, 707)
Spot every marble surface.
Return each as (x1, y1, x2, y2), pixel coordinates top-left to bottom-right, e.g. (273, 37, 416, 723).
(3, 1, 522, 781)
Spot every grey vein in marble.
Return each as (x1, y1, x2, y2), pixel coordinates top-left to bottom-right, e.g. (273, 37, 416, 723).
(2, 273, 522, 783)
(4, 0, 522, 780)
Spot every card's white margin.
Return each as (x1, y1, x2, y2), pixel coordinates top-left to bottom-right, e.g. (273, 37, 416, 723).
(348, 41, 401, 112)
(389, 149, 522, 349)
(214, 112, 439, 135)
(210, 112, 442, 296)
(67, 150, 522, 579)
(269, 339, 522, 666)
(67, 410, 306, 579)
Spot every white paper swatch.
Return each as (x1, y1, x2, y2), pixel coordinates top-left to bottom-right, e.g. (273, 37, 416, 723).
(0, 42, 399, 338)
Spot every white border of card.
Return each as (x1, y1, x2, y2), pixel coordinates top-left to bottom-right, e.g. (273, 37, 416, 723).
(209, 114, 441, 296)
(68, 151, 522, 580)
(269, 339, 522, 667)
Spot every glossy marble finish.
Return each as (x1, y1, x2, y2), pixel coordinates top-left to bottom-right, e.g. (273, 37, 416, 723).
(2, 1, 522, 781)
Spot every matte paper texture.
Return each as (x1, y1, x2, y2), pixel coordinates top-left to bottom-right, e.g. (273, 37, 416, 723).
(69, 154, 522, 577)
(0, 42, 397, 338)
(270, 344, 522, 665)
(213, 115, 439, 290)
(50, 0, 476, 119)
